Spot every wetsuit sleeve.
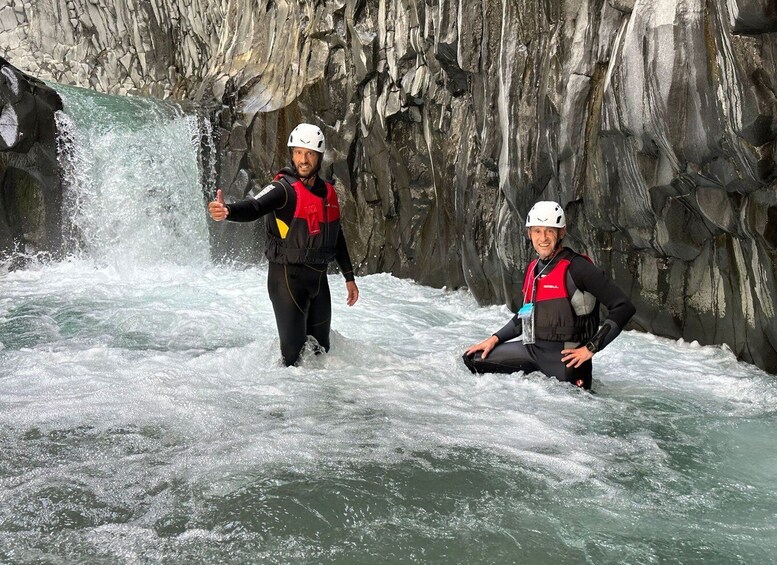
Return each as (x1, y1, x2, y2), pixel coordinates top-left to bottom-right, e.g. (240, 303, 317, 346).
(570, 256, 636, 350)
(493, 316, 521, 343)
(334, 229, 356, 282)
(224, 182, 288, 222)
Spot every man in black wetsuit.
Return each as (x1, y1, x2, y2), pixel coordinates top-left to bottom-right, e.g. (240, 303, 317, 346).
(208, 123, 359, 366)
(463, 201, 635, 389)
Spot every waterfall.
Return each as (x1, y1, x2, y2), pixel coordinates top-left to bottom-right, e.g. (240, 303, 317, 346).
(53, 84, 212, 266)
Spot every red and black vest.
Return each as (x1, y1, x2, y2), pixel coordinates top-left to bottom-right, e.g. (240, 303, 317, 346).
(522, 250, 598, 342)
(265, 174, 342, 265)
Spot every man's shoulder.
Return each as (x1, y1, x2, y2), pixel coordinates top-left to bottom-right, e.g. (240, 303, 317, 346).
(273, 169, 298, 186)
(562, 247, 593, 263)
(563, 249, 602, 276)
(314, 176, 336, 192)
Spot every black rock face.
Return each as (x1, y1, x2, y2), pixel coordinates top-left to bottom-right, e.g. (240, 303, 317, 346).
(0, 58, 63, 265)
(208, 2, 777, 373)
(2, 1, 776, 373)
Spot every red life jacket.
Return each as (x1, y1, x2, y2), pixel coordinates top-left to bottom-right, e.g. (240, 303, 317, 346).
(265, 174, 342, 265)
(522, 250, 597, 342)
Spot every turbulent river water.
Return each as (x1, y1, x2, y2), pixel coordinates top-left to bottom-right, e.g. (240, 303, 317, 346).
(1, 86, 775, 564)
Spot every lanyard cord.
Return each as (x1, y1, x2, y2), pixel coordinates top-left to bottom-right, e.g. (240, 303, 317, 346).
(523, 249, 561, 305)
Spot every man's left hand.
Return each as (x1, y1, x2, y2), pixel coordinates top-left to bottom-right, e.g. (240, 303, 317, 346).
(346, 280, 359, 306)
(561, 346, 593, 368)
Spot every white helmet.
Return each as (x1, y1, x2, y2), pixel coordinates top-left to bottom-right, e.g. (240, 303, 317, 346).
(526, 201, 566, 228)
(287, 123, 326, 153)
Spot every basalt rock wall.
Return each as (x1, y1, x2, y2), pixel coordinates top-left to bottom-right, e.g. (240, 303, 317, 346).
(2, 0, 776, 372)
(0, 57, 63, 266)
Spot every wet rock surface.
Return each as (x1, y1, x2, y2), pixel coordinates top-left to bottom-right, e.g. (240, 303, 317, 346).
(0, 57, 63, 265)
(1, 0, 776, 372)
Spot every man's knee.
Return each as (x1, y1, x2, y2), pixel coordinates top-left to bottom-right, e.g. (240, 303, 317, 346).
(462, 352, 478, 373)
(565, 362, 592, 390)
(572, 374, 592, 390)
(462, 352, 522, 375)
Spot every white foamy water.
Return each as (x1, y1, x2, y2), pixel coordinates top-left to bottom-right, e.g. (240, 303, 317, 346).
(1, 83, 774, 563)
(1, 260, 775, 563)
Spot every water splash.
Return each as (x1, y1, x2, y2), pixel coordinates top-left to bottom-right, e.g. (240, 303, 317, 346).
(0, 264, 775, 563)
(53, 84, 211, 267)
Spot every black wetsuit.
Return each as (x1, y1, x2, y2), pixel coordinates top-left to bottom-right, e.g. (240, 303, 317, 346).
(463, 248, 635, 389)
(225, 168, 355, 366)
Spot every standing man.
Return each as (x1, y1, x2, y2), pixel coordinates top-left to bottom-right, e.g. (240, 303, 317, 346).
(208, 123, 359, 366)
(463, 201, 635, 389)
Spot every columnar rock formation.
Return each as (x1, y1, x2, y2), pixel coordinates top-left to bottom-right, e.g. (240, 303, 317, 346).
(2, 0, 776, 372)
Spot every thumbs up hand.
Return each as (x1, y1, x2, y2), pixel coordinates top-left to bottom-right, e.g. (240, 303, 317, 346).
(208, 189, 229, 221)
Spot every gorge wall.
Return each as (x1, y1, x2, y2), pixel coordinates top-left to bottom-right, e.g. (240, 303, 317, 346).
(2, 0, 776, 372)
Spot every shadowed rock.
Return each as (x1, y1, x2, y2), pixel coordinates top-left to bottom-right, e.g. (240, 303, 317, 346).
(0, 57, 63, 266)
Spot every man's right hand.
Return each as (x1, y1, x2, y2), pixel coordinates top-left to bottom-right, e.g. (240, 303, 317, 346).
(464, 335, 499, 359)
(208, 189, 229, 221)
